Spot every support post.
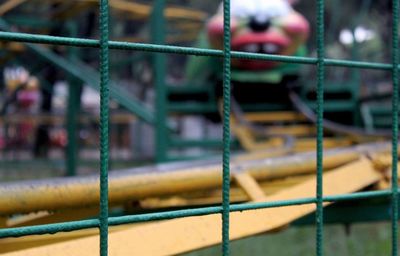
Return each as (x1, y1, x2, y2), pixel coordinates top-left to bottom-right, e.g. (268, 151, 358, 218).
(151, 0, 168, 162)
(65, 22, 82, 176)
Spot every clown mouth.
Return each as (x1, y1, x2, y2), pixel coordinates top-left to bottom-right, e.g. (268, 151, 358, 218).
(230, 32, 290, 70)
(232, 42, 286, 70)
(238, 43, 283, 54)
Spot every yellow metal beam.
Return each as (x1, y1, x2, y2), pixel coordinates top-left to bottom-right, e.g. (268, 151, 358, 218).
(6, 212, 50, 228)
(267, 125, 316, 136)
(2, 0, 205, 21)
(244, 111, 307, 123)
(3, 158, 381, 256)
(233, 124, 353, 152)
(370, 152, 393, 172)
(55, 0, 206, 21)
(232, 125, 285, 152)
(138, 174, 314, 209)
(293, 137, 353, 152)
(234, 173, 266, 201)
(0, 144, 369, 215)
(6, 208, 98, 228)
(107, 0, 206, 21)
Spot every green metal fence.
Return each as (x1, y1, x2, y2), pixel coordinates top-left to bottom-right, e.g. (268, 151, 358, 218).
(0, 0, 399, 255)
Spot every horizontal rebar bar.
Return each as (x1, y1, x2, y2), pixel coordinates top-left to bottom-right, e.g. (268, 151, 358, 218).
(0, 31, 394, 71)
(0, 189, 392, 238)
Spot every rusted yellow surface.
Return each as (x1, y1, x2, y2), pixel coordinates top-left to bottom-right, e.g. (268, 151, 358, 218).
(6, 212, 51, 228)
(244, 111, 307, 122)
(3, 158, 381, 256)
(267, 125, 316, 136)
(6, 208, 98, 228)
(293, 138, 353, 151)
(0, 0, 205, 25)
(74, 0, 206, 20)
(370, 152, 395, 171)
(233, 124, 353, 152)
(139, 174, 314, 209)
(0, 148, 360, 215)
(247, 153, 358, 180)
(0, 174, 312, 252)
(233, 126, 285, 152)
(0, 224, 136, 254)
(368, 152, 400, 187)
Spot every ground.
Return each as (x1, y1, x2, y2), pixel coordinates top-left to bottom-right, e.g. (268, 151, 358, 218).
(183, 222, 392, 256)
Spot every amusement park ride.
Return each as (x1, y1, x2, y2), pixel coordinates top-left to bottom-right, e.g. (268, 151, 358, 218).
(0, 0, 399, 255)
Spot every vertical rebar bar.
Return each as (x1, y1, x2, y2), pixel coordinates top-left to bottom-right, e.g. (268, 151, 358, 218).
(99, 0, 110, 254)
(316, 0, 325, 255)
(391, 0, 399, 255)
(221, 0, 231, 254)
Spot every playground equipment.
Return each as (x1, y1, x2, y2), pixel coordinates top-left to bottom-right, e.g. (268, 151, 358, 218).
(0, 0, 400, 255)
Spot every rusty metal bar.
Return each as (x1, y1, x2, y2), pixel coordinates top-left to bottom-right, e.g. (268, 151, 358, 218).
(0, 142, 391, 215)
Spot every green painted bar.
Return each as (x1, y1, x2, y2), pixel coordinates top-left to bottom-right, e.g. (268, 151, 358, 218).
(152, 0, 168, 163)
(168, 103, 218, 113)
(221, 0, 232, 254)
(4, 16, 57, 28)
(65, 22, 81, 177)
(167, 85, 213, 94)
(391, 0, 400, 255)
(0, 30, 398, 71)
(65, 77, 81, 177)
(315, 0, 326, 254)
(0, 190, 394, 239)
(98, 0, 110, 254)
(169, 138, 224, 148)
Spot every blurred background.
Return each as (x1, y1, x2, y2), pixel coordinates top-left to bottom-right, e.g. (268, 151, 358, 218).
(0, 0, 395, 174)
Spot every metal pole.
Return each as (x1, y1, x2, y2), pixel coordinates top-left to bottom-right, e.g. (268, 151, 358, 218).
(151, 0, 168, 162)
(65, 22, 81, 176)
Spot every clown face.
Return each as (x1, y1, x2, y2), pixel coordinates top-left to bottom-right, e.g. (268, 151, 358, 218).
(207, 0, 309, 70)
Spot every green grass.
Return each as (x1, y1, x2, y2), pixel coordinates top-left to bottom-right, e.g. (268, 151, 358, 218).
(182, 222, 392, 256)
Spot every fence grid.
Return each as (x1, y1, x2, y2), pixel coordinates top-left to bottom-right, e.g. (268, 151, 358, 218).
(315, 0, 326, 255)
(0, 0, 399, 256)
(391, 0, 399, 255)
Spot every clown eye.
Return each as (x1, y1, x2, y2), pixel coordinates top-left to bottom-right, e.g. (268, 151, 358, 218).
(228, 0, 257, 19)
(257, 0, 292, 20)
(217, 0, 292, 20)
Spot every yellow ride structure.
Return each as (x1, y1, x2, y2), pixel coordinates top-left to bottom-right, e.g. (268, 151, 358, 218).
(0, 141, 397, 255)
